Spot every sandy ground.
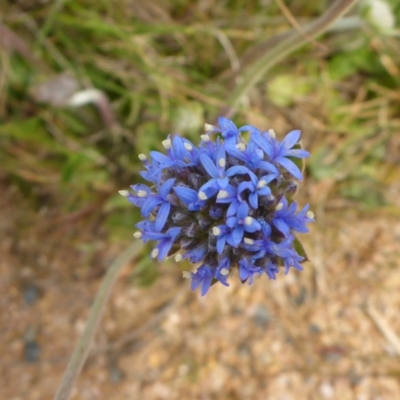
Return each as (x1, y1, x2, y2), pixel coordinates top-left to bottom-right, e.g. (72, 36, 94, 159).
(2, 178, 400, 400)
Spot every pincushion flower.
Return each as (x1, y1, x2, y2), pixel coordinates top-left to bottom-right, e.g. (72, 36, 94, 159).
(120, 117, 314, 296)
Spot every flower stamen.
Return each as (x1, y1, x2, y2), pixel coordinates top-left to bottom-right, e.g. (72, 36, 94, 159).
(217, 190, 229, 199)
(162, 138, 172, 150)
(137, 190, 148, 198)
(198, 191, 208, 200)
(204, 123, 215, 132)
(212, 227, 221, 236)
(306, 210, 315, 219)
(151, 248, 159, 259)
(268, 129, 276, 138)
(133, 231, 142, 239)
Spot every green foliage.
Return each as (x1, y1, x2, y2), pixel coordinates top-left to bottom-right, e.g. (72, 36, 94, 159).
(1, 0, 399, 240)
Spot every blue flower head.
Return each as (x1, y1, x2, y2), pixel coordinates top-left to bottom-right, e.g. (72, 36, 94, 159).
(120, 118, 314, 296)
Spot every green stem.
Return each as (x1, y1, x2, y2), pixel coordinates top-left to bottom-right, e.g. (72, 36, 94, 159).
(53, 241, 143, 400)
(35, 0, 68, 48)
(222, 0, 360, 119)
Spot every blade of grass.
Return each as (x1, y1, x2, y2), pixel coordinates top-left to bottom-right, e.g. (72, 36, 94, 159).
(35, 0, 69, 47)
(221, 0, 360, 119)
(53, 241, 143, 400)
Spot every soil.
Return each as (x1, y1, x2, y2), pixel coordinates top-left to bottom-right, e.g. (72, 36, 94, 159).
(2, 178, 400, 400)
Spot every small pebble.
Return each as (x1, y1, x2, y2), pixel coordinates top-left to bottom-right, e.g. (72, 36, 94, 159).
(253, 305, 271, 328)
(109, 366, 124, 383)
(24, 285, 39, 305)
(24, 341, 41, 363)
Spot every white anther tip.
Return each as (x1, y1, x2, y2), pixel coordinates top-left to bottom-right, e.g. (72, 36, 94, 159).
(137, 190, 147, 198)
(182, 271, 191, 279)
(257, 180, 267, 189)
(118, 190, 129, 197)
(151, 248, 159, 259)
(198, 191, 208, 200)
(244, 217, 253, 226)
(162, 138, 172, 150)
(212, 227, 221, 236)
(220, 268, 230, 276)
(217, 190, 229, 199)
(204, 123, 215, 132)
(235, 143, 246, 151)
(268, 129, 276, 138)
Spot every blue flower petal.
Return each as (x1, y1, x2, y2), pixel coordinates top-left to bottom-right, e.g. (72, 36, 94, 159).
(282, 130, 301, 149)
(226, 216, 237, 229)
(173, 186, 198, 205)
(150, 151, 171, 165)
(287, 148, 310, 158)
(216, 235, 227, 254)
(248, 192, 258, 209)
(227, 200, 240, 217)
(257, 161, 280, 175)
(199, 180, 219, 199)
(159, 178, 175, 199)
(243, 218, 261, 233)
(141, 196, 162, 217)
(238, 181, 253, 194)
(225, 165, 250, 177)
(157, 239, 172, 261)
(275, 156, 303, 180)
(217, 177, 229, 189)
(273, 218, 291, 236)
(200, 154, 219, 178)
(257, 186, 271, 196)
(155, 201, 171, 231)
(218, 116, 237, 132)
(144, 231, 167, 241)
(191, 265, 214, 296)
(229, 226, 244, 246)
(167, 227, 181, 241)
(172, 135, 186, 161)
(236, 202, 249, 220)
(251, 133, 274, 159)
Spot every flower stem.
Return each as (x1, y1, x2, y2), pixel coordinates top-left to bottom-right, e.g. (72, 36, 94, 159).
(53, 241, 143, 400)
(221, 0, 360, 119)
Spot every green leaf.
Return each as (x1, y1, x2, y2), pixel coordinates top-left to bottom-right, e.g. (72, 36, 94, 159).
(293, 236, 309, 262)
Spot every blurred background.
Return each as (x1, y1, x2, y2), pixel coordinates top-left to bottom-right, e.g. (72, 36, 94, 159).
(1, 0, 400, 399)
